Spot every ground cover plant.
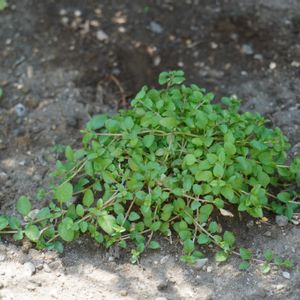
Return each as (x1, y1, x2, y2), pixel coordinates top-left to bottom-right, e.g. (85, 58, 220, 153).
(0, 71, 299, 270)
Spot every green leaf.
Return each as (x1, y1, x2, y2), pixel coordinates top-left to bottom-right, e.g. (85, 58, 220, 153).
(83, 189, 94, 207)
(65, 146, 74, 161)
(25, 225, 40, 242)
(239, 261, 250, 271)
(221, 186, 234, 202)
(76, 204, 85, 217)
(197, 233, 210, 245)
(159, 117, 179, 129)
(199, 204, 214, 223)
(0, 0, 7, 11)
(240, 248, 252, 260)
(263, 250, 273, 262)
(13, 230, 23, 241)
(16, 196, 32, 216)
(213, 163, 224, 178)
(277, 192, 291, 203)
(224, 142, 236, 156)
(223, 231, 235, 247)
(0, 216, 8, 230)
(143, 134, 155, 148)
(58, 218, 75, 242)
(97, 215, 116, 235)
(149, 241, 160, 249)
(260, 262, 271, 274)
(158, 72, 169, 85)
(215, 251, 228, 262)
(183, 239, 195, 254)
(208, 221, 218, 233)
(184, 154, 196, 166)
(86, 114, 107, 130)
(54, 182, 73, 204)
(196, 171, 213, 182)
(79, 221, 88, 233)
(128, 212, 140, 221)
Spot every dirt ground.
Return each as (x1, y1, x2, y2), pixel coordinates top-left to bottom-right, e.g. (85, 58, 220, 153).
(0, 0, 300, 299)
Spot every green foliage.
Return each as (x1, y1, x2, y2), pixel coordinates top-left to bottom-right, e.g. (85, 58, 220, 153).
(0, 0, 7, 11)
(0, 71, 299, 270)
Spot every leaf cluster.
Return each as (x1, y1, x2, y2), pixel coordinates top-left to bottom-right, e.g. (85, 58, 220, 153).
(0, 71, 299, 266)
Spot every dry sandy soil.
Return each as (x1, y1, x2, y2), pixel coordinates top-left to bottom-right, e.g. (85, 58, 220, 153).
(0, 0, 300, 299)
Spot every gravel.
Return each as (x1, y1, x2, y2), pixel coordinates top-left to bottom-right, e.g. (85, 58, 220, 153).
(276, 215, 289, 227)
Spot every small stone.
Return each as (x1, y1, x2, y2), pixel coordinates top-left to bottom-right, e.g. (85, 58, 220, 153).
(282, 272, 290, 279)
(155, 297, 168, 300)
(247, 220, 254, 228)
(59, 9, 67, 16)
(15, 103, 27, 117)
(254, 54, 263, 60)
(206, 266, 213, 273)
(27, 283, 36, 291)
(160, 255, 169, 264)
(291, 61, 300, 67)
(194, 258, 208, 270)
(241, 44, 254, 55)
(276, 215, 288, 227)
(120, 290, 128, 297)
(61, 17, 69, 25)
(74, 10, 82, 17)
(210, 42, 218, 49)
(153, 56, 161, 66)
(149, 21, 163, 34)
(108, 256, 115, 262)
(157, 280, 169, 291)
(0, 171, 8, 183)
(276, 284, 285, 291)
(43, 263, 51, 273)
(24, 262, 36, 276)
(263, 231, 272, 237)
(96, 30, 109, 41)
(0, 283, 4, 289)
(269, 62, 277, 69)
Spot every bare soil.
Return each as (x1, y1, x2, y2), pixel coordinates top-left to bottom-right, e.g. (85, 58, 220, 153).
(0, 1, 300, 299)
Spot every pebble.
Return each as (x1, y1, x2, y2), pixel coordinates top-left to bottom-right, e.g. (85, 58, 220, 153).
(0, 252, 5, 262)
(291, 61, 300, 67)
(275, 215, 288, 227)
(247, 220, 254, 228)
(15, 103, 27, 117)
(120, 290, 128, 297)
(24, 262, 36, 276)
(43, 263, 51, 273)
(149, 21, 163, 34)
(96, 30, 109, 41)
(0, 283, 4, 289)
(0, 171, 8, 183)
(276, 284, 285, 291)
(194, 258, 208, 270)
(282, 272, 290, 279)
(155, 297, 167, 300)
(59, 9, 67, 16)
(210, 42, 218, 49)
(241, 44, 254, 55)
(159, 255, 169, 264)
(269, 62, 277, 70)
(157, 280, 169, 291)
(74, 10, 82, 17)
(263, 231, 272, 237)
(206, 266, 213, 273)
(254, 54, 263, 60)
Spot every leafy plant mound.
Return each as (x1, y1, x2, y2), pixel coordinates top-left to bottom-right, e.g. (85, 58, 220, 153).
(0, 71, 299, 265)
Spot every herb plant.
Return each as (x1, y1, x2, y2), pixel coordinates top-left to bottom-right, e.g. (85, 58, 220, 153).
(0, 71, 299, 268)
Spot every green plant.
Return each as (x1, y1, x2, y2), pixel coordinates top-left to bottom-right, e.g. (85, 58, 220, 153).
(0, 71, 299, 269)
(0, 0, 7, 11)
